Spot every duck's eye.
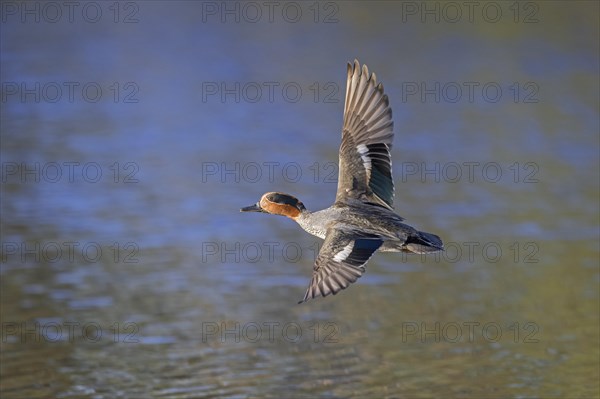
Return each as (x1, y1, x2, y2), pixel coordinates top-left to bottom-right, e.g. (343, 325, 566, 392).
(268, 193, 297, 206)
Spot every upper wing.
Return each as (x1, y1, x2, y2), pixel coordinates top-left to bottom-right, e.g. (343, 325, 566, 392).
(336, 60, 395, 210)
(299, 228, 383, 303)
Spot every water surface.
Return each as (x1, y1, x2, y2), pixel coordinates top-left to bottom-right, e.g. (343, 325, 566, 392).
(1, 1, 599, 398)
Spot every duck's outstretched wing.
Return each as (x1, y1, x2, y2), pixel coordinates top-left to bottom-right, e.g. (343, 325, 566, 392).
(299, 228, 383, 303)
(336, 59, 395, 210)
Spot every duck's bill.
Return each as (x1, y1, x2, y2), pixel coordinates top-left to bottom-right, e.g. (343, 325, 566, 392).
(240, 203, 265, 212)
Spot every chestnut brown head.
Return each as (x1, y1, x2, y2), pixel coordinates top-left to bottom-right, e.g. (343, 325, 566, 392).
(240, 192, 306, 219)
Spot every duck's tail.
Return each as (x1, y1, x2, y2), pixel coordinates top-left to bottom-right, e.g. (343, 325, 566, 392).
(403, 230, 444, 254)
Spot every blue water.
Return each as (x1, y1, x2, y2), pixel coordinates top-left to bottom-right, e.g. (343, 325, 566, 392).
(1, 1, 599, 398)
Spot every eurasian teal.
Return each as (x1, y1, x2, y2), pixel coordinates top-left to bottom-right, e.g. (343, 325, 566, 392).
(241, 60, 443, 303)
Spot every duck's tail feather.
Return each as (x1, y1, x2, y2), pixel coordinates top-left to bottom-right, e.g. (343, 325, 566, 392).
(404, 230, 444, 254)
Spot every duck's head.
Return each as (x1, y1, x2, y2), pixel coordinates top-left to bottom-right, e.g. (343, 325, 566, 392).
(240, 192, 306, 219)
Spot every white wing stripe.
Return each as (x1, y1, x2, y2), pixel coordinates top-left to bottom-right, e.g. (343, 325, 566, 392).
(356, 144, 372, 174)
(333, 242, 354, 262)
